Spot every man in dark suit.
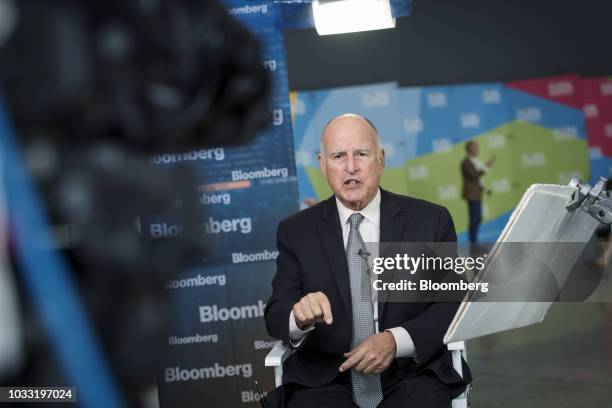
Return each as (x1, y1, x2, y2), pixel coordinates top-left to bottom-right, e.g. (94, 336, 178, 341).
(265, 114, 470, 407)
(460, 140, 495, 243)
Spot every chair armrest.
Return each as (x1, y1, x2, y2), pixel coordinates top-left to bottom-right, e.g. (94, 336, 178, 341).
(447, 341, 466, 377)
(447, 341, 468, 408)
(447, 341, 465, 351)
(265, 341, 293, 387)
(265, 341, 292, 367)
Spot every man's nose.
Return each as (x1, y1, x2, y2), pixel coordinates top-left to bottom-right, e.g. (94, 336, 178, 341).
(345, 155, 358, 173)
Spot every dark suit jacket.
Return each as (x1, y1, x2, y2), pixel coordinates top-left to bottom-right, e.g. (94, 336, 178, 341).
(264, 188, 471, 398)
(461, 157, 485, 201)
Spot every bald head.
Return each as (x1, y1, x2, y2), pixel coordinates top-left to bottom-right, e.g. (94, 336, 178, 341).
(320, 114, 381, 156)
(317, 113, 385, 211)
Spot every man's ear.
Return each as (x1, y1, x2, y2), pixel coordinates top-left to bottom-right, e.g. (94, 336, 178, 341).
(317, 153, 327, 178)
(378, 148, 385, 168)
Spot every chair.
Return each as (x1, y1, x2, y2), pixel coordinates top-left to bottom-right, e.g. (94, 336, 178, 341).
(265, 340, 469, 408)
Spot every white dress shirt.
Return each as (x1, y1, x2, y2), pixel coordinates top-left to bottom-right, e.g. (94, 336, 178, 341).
(468, 156, 489, 189)
(288, 188, 416, 358)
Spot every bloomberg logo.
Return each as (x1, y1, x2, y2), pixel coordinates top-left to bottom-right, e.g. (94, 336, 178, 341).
(150, 148, 225, 165)
(227, 4, 267, 15)
(149, 217, 252, 238)
(165, 363, 253, 383)
(199, 300, 266, 323)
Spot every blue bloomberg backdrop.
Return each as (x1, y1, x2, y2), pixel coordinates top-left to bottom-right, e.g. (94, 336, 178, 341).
(152, 2, 299, 407)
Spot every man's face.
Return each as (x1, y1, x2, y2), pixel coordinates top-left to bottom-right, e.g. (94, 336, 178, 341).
(468, 142, 478, 156)
(318, 116, 385, 211)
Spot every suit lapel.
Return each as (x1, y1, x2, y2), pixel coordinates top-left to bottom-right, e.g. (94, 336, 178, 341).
(317, 190, 414, 326)
(317, 196, 352, 322)
(378, 189, 405, 321)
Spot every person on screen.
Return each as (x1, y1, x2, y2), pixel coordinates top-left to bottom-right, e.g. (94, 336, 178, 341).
(460, 140, 495, 243)
(265, 114, 470, 407)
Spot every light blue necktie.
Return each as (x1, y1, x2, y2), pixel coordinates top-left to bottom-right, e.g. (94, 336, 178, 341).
(347, 213, 383, 408)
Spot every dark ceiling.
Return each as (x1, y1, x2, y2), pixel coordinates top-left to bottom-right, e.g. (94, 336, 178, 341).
(283, 0, 612, 91)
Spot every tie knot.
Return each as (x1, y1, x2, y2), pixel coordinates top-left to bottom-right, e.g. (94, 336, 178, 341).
(348, 213, 364, 230)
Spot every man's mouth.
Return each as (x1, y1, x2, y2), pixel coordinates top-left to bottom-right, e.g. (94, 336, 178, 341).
(344, 179, 361, 187)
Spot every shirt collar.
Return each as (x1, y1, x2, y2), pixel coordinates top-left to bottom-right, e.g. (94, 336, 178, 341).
(336, 188, 381, 228)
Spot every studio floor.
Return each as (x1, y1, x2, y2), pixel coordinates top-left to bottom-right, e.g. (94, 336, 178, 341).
(467, 299, 612, 407)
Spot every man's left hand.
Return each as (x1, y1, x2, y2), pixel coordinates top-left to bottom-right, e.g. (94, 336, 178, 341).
(339, 332, 396, 374)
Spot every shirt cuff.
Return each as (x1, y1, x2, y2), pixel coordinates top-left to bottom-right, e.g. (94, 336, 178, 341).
(289, 310, 315, 346)
(386, 327, 416, 358)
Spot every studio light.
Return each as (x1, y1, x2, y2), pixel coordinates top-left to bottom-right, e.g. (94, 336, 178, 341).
(312, 0, 396, 36)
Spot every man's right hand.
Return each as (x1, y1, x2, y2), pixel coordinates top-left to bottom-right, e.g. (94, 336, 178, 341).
(293, 292, 333, 330)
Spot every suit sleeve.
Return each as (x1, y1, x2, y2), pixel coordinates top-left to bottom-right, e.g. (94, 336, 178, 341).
(399, 206, 461, 364)
(264, 219, 305, 348)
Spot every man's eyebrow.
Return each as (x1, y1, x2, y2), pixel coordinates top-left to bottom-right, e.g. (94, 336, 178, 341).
(328, 148, 373, 154)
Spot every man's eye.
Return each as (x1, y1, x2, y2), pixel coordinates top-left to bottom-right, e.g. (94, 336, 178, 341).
(333, 154, 342, 159)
